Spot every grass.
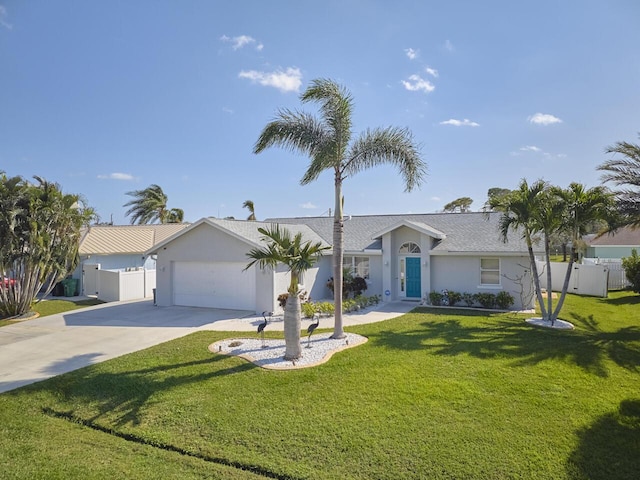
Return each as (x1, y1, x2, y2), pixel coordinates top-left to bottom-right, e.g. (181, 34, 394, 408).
(0, 298, 104, 326)
(0, 291, 638, 479)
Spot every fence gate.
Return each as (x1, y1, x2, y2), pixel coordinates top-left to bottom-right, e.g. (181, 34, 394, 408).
(82, 263, 100, 296)
(583, 258, 629, 290)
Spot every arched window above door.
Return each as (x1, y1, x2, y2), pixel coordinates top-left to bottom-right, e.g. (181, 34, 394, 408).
(399, 242, 421, 254)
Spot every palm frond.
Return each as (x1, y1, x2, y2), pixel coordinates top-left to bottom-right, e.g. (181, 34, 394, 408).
(344, 127, 426, 192)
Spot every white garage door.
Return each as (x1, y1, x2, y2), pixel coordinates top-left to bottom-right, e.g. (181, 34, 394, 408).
(172, 262, 256, 310)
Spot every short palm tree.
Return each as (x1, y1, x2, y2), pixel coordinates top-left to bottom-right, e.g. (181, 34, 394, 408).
(245, 224, 329, 360)
(243, 200, 256, 221)
(549, 183, 614, 321)
(490, 179, 550, 320)
(492, 179, 614, 325)
(124, 184, 183, 224)
(254, 78, 426, 338)
(598, 133, 640, 227)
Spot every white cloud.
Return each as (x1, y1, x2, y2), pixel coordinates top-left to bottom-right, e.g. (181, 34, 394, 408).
(401, 74, 435, 93)
(239, 67, 302, 93)
(425, 66, 438, 78)
(528, 112, 562, 125)
(431, 196, 441, 202)
(439, 118, 480, 127)
(443, 39, 454, 52)
(0, 5, 12, 30)
(98, 172, 134, 181)
(222, 106, 234, 114)
(405, 48, 419, 60)
(520, 145, 541, 152)
(300, 202, 317, 209)
(220, 34, 262, 51)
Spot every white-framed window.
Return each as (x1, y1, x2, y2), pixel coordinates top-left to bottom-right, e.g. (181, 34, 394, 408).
(343, 256, 370, 279)
(399, 242, 421, 254)
(480, 258, 500, 285)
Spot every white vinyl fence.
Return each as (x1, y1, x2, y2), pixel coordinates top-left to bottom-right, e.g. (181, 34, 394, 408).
(583, 258, 630, 290)
(535, 261, 609, 298)
(82, 264, 155, 302)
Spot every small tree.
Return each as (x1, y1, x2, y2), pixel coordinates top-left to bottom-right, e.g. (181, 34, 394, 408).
(622, 249, 640, 293)
(245, 225, 329, 360)
(443, 197, 473, 213)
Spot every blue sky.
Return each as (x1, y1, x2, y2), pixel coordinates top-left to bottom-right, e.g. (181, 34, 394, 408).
(1, 1, 639, 224)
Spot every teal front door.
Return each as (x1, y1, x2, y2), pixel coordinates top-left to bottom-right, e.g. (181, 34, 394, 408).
(406, 257, 421, 298)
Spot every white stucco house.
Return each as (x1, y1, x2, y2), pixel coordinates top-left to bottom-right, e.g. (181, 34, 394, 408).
(146, 212, 540, 313)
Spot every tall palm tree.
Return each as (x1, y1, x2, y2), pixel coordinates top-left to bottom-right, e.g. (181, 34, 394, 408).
(245, 224, 329, 360)
(598, 134, 640, 227)
(243, 200, 256, 221)
(254, 78, 426, 338)
(123, 184, 183, 224)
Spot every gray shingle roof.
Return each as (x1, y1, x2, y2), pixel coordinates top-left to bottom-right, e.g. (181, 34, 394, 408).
(266, 212, 537, 254)
(206, 218, 330, 248)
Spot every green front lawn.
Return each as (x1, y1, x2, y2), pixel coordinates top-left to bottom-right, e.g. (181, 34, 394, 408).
(0, 292, 638, 479)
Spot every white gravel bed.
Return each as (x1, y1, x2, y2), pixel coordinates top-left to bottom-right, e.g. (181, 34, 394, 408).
(525, 317, 575, 330)
(209, 332, 367, 370)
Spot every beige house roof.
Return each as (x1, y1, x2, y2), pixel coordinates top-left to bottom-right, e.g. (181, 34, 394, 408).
(79, 224, 190, 255)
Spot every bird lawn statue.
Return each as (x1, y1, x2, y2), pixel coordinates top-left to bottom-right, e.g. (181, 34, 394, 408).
(258, 311, 271, 348)
(306, 313, 320, 348)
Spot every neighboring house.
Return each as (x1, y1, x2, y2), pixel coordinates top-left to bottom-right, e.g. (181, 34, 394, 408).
(74, 223, 190, 296)
(147, 212, 540, 313)
(584, 227, 640, 259)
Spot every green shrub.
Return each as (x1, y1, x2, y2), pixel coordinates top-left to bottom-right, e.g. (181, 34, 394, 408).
(622, 249, 640, 293)
(429, 291, 443, 306)
(475, 292, 496, 309)
(317, 301, 335, 316)
(447, 291, 462, 306)
(462, 292, 476, 307)
(495, 291, 515, 310)
(327, 273, 369, 299)
(301, 302, 317, 319)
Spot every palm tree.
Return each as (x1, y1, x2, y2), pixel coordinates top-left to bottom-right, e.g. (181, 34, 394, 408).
(489, 179, 550, 321)
(549, 183, 614, 322)
(123, 184, 183, 224)
(243, 200, 256, 221)
(0, 174, 94, 317)
(254, 78, 426, 338)
(598, 134, 640, 227)
(245, 224, 329, 360)
(492, 179, 614, 325)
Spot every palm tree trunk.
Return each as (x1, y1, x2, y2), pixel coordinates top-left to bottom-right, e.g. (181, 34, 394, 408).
(552, 245, 575, 323)
(331, 171, 346, 339)
(283, 287, 302, 360)
(526, 233, 547, 320)
(544, 234, 553, 323)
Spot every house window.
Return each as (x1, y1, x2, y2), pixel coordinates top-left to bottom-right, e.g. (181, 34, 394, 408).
(343, 256, 370, 279)
(399, 242, 421, 254)
(480, 258, 500, 285)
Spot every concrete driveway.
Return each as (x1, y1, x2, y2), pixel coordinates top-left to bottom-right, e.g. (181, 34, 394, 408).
(0, 298, 416, 394)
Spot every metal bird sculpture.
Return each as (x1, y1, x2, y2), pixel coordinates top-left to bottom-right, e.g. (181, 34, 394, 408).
(258, 311, 271, 348)
(306, 313, 320, 348)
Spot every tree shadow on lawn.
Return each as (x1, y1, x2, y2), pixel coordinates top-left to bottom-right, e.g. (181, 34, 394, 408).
(567, 399, 640, 480)
(598, 293, 640, 306)
(40, 354, 256, 427)
(370, 310, 640, 377)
